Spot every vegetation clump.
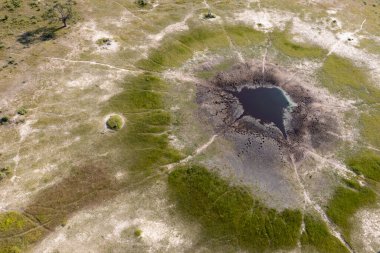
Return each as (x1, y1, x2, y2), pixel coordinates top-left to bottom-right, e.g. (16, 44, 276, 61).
(136, 0, 148, 7)
(134, 228, 142, 237)
(204, 10, 216, 19)
(106, 115, 123, 130)
(326, 179, 376, 240)
(16, 107, 27, 115)
(0, 211, 44, 252)
(96, 38, 111, 46)
(0, 166, 11, 180)
(301, 214, 350, 253)
(42, 0, 76, 28)
(168, 165, 302, 252)
(0, 116, 9, 125)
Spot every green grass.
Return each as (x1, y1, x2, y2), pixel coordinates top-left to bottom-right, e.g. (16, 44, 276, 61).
(359, 109, 380, 149)
(136, 26, 230, 71)
(137, 25, 268, 72)
(106, 115, 123, 130)
(0, 211, 45, 253)
(346, 150, 380, 182)
(225, 25, 266, 47)
(168, 165, 302, 252)
(326, 179, 377, 240)
(16, 107, 27, 115)
(301, 214, 350, 253)
(271, 30, 326, 58)
(105, 73, 182, 172)
(320, 55, 380, 104)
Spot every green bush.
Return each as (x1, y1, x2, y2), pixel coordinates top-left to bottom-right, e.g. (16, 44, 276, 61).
(106, 115, 123, 130)
(0, 116, 9, 125)
(0, 166, 11, 180)
(16, 107, 27, 115)
(134, 228, 142, 237)
(168, 165, 302, 252)
(204, 10, 215, 19)
(96, 38, 111, 46)
(136, 0, 148, 7)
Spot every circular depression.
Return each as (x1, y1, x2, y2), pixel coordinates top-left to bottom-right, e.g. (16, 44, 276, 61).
(196, 62, 341, 160)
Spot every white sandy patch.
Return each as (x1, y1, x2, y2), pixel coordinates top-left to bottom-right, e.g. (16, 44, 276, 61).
(80, 21, 120, 53)
(33, 164, 58, 174)
(108, 10, 134, 28)
(169, 134, 185, 150)
(19, 119, 37, 142)
(291, 17, 380, 85)
(31, 185, 195, 253)
(234, 9, 293, 32)
(356, 209, 380, 253)
(66, 73, 97, 89)
(148, 13, 192, 43)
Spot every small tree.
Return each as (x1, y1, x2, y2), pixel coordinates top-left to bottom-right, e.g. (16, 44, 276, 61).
(43, 0, 76, 28)
(136, 0, 148, 7)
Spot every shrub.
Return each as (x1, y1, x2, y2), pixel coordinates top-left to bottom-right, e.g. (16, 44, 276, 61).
(0, 166, 11, 180)
(96, 38, 111, 46)
(106, 115, 123, 130)
(204, 10, 216, 19)
(136, 0, 148, 7)
(17, 107, 27, 115)
(0, 116, 9, 125)
(134, 228, 142, 237)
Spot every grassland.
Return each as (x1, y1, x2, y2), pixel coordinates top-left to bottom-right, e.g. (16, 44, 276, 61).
(326, 179, 377, 240)
(346, 150, 380, 182)
(271, 30, 327, 59)
(0, 0, 379, 251)
(168, 165, 302, 252)
(320, 55, 380, 149)
(104, 73, 183, 173)
(320, 55, 380, 104)
(0, 211, 45, 253)
(301, 214, 350, 253)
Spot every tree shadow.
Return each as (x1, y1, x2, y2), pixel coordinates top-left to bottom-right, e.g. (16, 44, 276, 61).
(17, 26, 63, 46)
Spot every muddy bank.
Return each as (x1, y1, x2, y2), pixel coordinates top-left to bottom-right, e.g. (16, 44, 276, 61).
(195, 62, 343, 208)
(197, 62, 341, 161)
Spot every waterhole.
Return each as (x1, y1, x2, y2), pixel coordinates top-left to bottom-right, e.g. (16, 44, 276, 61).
(231, 87, 291, 137)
